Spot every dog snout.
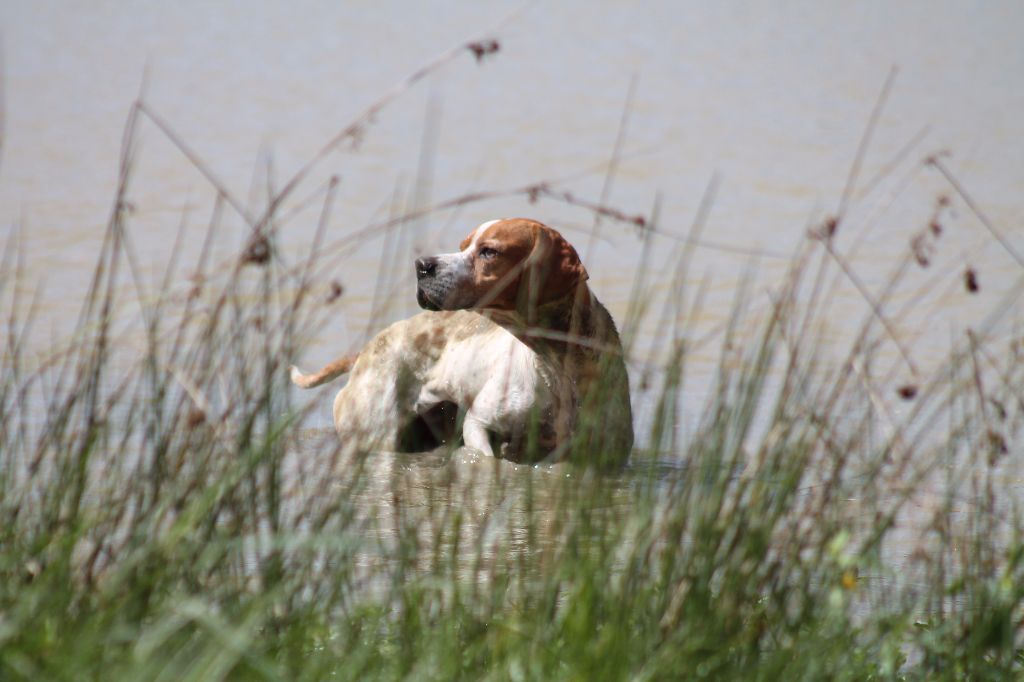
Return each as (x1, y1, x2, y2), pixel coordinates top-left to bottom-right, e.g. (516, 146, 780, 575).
(416, 257, 438, 280)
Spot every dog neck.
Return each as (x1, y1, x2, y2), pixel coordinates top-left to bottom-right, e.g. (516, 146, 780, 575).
(480, 284, 601, 353)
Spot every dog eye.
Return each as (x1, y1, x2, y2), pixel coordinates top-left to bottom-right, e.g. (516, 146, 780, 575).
(479, 247, 499, 259)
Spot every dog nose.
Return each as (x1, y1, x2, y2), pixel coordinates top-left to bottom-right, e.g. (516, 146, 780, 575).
(416, 257, 437, 280)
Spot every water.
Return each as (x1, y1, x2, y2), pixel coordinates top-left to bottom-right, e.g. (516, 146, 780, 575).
(1, 4, 1021, 501)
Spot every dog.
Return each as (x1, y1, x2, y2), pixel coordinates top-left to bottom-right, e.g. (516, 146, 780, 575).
(290, 218, 633, 464)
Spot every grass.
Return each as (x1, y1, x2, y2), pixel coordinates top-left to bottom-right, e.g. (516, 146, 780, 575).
(1, 40, 1023, 680)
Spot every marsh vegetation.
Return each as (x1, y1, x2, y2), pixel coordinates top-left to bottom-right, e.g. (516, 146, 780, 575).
(1, 37, 1023, 681)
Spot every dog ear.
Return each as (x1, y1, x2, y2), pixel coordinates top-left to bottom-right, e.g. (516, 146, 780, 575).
(528, 225, 589, 306)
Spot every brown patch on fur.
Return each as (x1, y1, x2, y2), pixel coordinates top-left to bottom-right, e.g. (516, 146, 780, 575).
(530, 224, 588, 305)
(430, 326, 446, 348)
(459, 219, 589, 315)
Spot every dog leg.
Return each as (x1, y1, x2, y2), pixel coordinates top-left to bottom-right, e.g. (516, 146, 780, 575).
(332, 381, 405, 452)
(414, 383, 446, 416)
(461, 414, 494, 457)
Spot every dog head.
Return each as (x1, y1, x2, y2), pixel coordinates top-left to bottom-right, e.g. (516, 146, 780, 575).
(415, 218, 588, 314)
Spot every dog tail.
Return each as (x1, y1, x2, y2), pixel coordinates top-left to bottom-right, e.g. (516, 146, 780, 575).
(289, 353, 359, 389)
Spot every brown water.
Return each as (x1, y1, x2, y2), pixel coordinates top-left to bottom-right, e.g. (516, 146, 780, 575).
(1, 2, 1021, 437)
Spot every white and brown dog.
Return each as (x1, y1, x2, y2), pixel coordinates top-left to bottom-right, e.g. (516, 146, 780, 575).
(290, 218, 633, 464)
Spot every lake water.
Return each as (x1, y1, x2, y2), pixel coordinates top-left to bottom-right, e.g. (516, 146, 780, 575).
(2, 6, 1024, 630)
(1, 4, 1021, 523)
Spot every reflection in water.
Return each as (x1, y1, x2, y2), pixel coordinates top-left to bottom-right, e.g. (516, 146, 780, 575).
(282, 428, 649, 593)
